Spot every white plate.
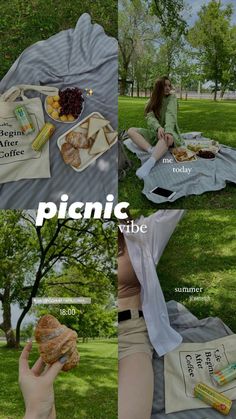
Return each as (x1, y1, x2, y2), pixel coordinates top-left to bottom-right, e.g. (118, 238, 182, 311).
(57, 112, 117, 172)
(44, 93, 84, 124)
(185, 139, 220, 154)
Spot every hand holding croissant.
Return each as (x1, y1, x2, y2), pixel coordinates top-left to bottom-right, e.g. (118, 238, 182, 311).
(35, 314, 80, 371)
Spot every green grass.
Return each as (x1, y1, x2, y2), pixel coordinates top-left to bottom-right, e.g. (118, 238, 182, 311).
(0, 339, 117, 419)
(118, 96, 236, 209)
(156, 210, 236, 332)
(0, 0, 117, 81)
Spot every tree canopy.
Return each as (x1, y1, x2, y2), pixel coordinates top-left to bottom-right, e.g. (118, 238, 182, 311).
(0, 211, 116, 347)
(188, 0, 235, 99)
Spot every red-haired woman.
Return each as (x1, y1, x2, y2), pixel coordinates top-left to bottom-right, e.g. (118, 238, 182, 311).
(128, 76, 184, 179)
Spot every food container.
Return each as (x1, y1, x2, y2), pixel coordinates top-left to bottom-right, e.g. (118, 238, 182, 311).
(185, 139, 220, 154)
(44, 88, 85, 124)
(57, 112, 117, 172)
(171, 147, 198, 163)
(197, 149, 216, 160)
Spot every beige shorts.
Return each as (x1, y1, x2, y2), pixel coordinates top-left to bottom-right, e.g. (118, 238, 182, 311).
(118, 315, 153, 361)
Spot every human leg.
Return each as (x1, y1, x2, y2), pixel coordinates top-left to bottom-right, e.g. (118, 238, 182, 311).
(127, 128, 153, 153)
(136, 138, 169, 179)
(151, 138, 169, 160)
(119, 352, 154, 419)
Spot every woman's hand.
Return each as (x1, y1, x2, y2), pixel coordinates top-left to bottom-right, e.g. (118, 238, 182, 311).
(19, 341, 65, 419)
(157, 127, 165, 141)
(164, 133, 174, 147)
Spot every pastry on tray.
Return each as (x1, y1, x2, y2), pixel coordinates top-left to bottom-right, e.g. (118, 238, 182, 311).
(61, 142, 81, 168)
(35, 314, 79, 371)
(59, 113, 118, 170)
(66, 131, 93, 149)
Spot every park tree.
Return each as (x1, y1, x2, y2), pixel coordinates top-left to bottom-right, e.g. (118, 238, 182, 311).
(220, 24, 236, 97)
(148, 0, 188, 38)
(188, 0, 234, 100)
(0, 212, 116, 348)
(174, 47, 201, 99)
(118, 0, 158, 95)
(131, 42, 157, 96)
(32, 262, 117, 342)
(0, 211, 36, 347)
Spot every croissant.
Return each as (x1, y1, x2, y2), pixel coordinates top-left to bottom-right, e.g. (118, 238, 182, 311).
(66, 131, 93, 149)
(35, 314, 79, 371)
(61, 142, 81, 168)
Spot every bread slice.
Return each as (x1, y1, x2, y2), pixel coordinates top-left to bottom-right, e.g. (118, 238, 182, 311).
(88, 117, 110, 139)
(89, 129, 110, 155)
(80, 121, 89, 129)
(105, 131, 117, 145)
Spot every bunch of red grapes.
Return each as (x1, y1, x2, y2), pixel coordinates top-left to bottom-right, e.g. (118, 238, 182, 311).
(59, 88, 84, 118)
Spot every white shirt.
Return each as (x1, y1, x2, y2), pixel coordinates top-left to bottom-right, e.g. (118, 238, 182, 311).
(123, 210, 185, 356)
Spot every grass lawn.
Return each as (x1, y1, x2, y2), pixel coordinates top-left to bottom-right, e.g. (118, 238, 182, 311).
(119, 96, 236, 209)
(0, 0, 117, 81)
(155, 210, 236, 332)
(0, 339, 117, 419)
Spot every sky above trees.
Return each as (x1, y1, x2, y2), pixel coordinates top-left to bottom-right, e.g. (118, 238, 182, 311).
(187, 0, 236, 25)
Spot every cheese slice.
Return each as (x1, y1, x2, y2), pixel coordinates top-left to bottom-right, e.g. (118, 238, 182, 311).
(80, 121, 89, 129)
(89, 129, 110, 155)
(88, 117, 110, 139)
(105, 131, 117, 145)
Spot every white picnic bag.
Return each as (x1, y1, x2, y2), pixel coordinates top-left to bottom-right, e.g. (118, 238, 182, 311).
(0, 84, 58, 183)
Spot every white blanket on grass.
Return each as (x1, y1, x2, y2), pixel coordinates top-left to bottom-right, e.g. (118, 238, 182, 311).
(124, 134, 236, 203)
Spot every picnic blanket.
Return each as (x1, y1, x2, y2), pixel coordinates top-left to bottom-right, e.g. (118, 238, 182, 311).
(0, 13, 118, 209)
(124, 135, 236, 203)
(152, 301, 236, 418)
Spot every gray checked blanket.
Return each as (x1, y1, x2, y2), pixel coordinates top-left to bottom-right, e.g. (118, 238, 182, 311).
(124, 136, 236, 204)
(0, 13, 117, 209)
(152, 301, 236, 418)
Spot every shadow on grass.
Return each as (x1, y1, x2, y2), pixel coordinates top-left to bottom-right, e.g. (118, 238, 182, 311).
(0, 340, 117, 419)
(157, 211, 236, 332)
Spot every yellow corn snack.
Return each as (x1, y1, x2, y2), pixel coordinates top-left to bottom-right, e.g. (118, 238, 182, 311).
(32, 122, 55, 151)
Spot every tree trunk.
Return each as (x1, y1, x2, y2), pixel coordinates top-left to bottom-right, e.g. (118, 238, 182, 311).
(137, 80, 140, 98)
(120, 63, 129, 96)
(120, 78, 127, 96)
(198, 81, 201, 98)
(220, 88, 225, 99)
(180, 78, 183, 100)
(16, 272, 41, 346)
(185, 91, 188, 100)
(214, 79, 218, 101)
(1, 285, 17, 348)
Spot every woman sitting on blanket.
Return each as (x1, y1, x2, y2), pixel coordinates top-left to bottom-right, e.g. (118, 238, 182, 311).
(128, 76, 184, 179)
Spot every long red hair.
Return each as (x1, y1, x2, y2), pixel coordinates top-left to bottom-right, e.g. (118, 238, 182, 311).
(145, 76, 171, 118)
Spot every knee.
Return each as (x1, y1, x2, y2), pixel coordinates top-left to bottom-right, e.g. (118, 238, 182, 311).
(127, 127, 136, 137)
